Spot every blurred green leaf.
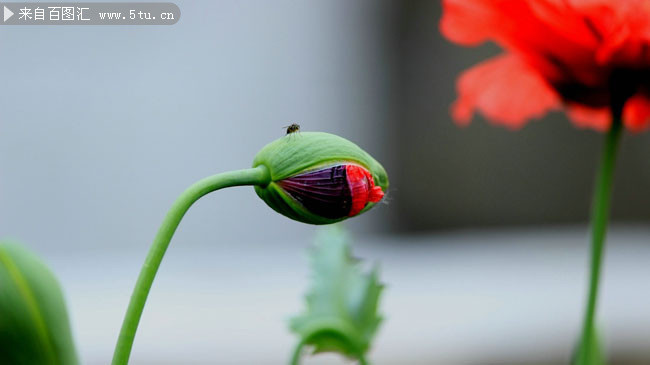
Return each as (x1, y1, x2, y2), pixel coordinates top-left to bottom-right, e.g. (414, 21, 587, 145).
(0, 241, 78, 365)
(290, 225, 383, 362)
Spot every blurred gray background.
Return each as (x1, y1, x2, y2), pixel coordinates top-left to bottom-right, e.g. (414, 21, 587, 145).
(1, 1, 650, 364)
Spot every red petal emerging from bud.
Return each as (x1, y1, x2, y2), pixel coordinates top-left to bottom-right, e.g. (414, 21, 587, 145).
(345, 165, 384, 217)
(277, 164, 384, 219)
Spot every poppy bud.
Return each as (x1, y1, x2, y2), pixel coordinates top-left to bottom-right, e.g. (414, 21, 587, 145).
(253, 132, 388, 224)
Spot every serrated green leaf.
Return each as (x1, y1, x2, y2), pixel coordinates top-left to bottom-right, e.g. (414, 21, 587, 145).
(0, 241, 78, 365)
(290, 225, 383, 361)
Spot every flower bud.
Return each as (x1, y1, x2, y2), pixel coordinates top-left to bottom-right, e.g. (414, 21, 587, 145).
(253, 132, 388, 224)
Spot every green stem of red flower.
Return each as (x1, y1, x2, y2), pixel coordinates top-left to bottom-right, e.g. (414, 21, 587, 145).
(576, 112, 623, 365)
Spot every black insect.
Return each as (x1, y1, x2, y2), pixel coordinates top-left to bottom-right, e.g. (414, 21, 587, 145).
(285, 123, 301, 135)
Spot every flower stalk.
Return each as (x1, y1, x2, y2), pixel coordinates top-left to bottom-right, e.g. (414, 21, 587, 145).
(112, 166, 271, 365)
(576, 111, 623, 365)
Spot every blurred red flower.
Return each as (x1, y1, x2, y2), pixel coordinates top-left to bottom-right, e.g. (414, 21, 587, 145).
(440, 0, 650, 131)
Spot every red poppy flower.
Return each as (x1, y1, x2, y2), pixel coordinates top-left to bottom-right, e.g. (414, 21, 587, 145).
(440, 0, 650, 131)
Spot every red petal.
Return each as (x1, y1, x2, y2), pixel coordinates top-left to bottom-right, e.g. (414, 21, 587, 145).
(592, 0, 650, 65)
(529, 0, 614, 49)
(623, 93, 650, 132)
(368, 186, 384, 203)
(565, 104, 611, 131)
(345, 165, 370, 217)
(441, 0, 601, 80)
(452, 54, 560, 128)
(439, 0, 499, 46)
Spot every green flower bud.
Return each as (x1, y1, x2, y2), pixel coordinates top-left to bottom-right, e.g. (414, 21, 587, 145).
(253, 132, 389, 224)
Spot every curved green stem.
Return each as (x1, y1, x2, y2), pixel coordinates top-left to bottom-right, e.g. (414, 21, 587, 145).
(576, 113, 623, 365)
(112, 166, 270, 365)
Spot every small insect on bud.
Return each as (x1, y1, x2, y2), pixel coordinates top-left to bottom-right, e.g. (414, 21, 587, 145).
(285, 123, 301, 135)
(253, 132, 388, 224)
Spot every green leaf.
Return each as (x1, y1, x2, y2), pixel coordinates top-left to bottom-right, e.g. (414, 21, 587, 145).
(290, 225, 383, 361)
(0, 241, 78, 365)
